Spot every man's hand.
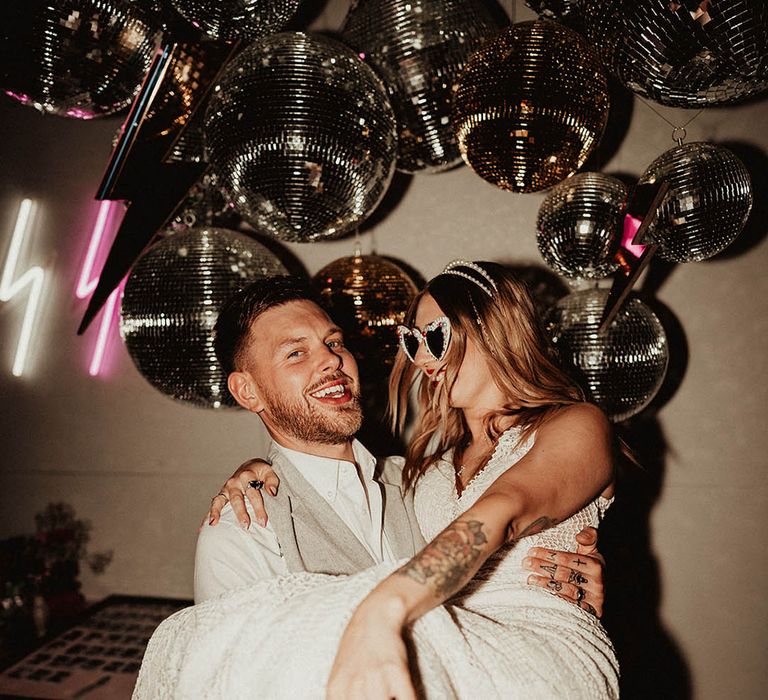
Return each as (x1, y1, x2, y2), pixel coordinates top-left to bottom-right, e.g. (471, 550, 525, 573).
(203, 459, 280, 529)
(522, 526, 606, 617)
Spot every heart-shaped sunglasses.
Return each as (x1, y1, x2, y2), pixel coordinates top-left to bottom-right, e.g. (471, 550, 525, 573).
(396, 316, 451, 363)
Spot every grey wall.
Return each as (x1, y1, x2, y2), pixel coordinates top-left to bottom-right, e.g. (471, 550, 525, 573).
(1, 2, 766, 698)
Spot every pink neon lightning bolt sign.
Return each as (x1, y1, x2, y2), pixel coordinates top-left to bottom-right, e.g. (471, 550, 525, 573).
(76, 200, 126, 376)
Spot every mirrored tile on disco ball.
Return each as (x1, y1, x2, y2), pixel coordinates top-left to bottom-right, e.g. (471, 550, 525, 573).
(547, 288, 669, 422)
(204, 32, 398, 242)
(453, 20, 610, 193)
(120, 228, 287, 408)
(0, 0, 162, 118)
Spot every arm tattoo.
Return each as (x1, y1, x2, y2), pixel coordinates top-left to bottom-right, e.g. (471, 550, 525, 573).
(397, 520, 488, 597)
(506, 516, 558, 544)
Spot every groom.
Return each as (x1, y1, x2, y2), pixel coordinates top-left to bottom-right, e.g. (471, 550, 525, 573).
(195, 277, 605, 615)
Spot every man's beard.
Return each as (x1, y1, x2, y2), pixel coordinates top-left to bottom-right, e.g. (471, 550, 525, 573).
(259, 380, 363, 445)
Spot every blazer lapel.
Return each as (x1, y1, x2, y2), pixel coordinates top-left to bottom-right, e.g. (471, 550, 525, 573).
(267, 445, 376, 573)
(377, 457, 427, 558)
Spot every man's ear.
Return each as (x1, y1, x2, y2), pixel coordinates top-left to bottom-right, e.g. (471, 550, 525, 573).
(227, 371, 264, 413)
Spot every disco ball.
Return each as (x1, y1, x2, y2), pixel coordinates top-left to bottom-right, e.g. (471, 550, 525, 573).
(341, 0, 503, 173)
(205, 32, 398, 242)
(0, 0, 162, 119)
(120, 228, 288, 408)
(638, 142, 752, 263)
(170, 0, 300, 41)
(524, 1, 580, 19)
(536, 172, 627, 279)
(312, 255, 418, 377)
(580, 0, 768, 107)
(453, 20, 609, 193)
(547, 289, 669, 422)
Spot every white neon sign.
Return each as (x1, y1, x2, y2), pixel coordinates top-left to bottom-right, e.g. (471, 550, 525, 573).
(0, 199, 45, 377)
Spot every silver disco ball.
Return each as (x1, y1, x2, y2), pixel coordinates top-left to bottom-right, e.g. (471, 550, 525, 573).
(0, 0, 162, 118)
(638, 142, 753, 263)
(341, 0, 503, 173)
(120, 228, 288, 408)
(204, 32, 398, 242)
(453, 20, 610, 193)
(581, 0, 768, 107)
(547, 289, 669, 422)
(169, 0, 300, 41)
(536, 172, 627, 280)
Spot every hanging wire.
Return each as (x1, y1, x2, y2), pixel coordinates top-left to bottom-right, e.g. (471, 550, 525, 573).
(637, 96, 704, 145)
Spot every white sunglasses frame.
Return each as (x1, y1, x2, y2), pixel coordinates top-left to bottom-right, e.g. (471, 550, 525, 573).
(396, 316, 452, 363)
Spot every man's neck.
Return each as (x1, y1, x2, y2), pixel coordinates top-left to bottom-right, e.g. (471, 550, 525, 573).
(269, 432, 356, 462)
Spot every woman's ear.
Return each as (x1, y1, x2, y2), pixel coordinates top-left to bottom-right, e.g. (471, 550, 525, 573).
(227, 371, 264, 413)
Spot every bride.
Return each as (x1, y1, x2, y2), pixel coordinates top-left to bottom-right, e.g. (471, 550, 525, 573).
(134, 261, 619, 699)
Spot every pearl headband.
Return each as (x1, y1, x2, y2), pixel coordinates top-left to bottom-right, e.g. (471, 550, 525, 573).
(440, 260, 497, 297)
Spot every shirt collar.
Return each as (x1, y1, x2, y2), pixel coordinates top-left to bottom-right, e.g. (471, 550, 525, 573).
(273, 439, 377, 498)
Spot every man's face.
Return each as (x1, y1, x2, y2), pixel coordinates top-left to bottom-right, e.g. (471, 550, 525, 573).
(230, 300, 362, 448)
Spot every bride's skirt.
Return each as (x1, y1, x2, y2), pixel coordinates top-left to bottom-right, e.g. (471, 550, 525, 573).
(134, 561, 619, 699)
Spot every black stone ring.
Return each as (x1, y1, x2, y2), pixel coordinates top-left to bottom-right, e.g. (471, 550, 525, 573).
(246, 479, 264, 491)
(576, 587, 585, 603)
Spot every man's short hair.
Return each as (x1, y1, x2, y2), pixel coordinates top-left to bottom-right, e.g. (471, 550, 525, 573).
(214, 276, 320, 375)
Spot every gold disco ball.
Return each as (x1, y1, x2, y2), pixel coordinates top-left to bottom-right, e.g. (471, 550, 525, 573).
(312, 255, 418, 378)
(453, 20, 610, 193)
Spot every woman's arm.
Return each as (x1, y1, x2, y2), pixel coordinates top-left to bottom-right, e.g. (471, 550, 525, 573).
(327, 403, 614, 699)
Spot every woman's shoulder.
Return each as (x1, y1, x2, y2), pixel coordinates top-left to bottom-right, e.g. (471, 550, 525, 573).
(538, 402, 610, 437)
(529, 403, 613, 471)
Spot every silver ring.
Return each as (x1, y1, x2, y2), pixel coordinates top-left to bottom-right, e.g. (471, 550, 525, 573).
(246, 479, 264, 491)
(576, 587, 585, 603)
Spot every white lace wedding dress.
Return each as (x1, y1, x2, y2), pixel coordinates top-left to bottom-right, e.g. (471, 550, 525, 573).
(134, 427, 619, 699)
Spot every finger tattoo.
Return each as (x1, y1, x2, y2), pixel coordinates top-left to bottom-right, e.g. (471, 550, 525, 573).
(581, 601, 597, 616)
(567, 570, 589, 585)
(547, 551, 557, 561)
(541, 563, 558, 579)
(574, 558, 587, 567)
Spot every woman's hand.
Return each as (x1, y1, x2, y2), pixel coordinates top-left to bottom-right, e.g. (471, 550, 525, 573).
(204, 459, 280, 529)
(327, 598, 415, 700)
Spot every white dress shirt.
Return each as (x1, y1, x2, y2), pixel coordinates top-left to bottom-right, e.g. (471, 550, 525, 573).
(194, 440, 395, 604)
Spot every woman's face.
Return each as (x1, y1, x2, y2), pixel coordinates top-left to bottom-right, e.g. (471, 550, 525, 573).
(413, 294, 501, 411)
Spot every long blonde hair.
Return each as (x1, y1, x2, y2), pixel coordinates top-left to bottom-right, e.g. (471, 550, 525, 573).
(389, 261, 585, 489)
